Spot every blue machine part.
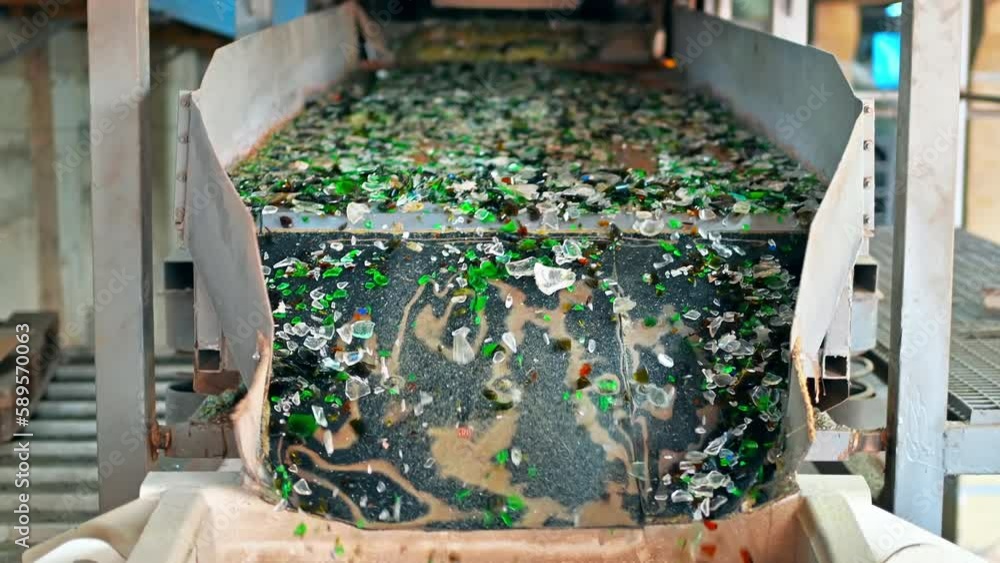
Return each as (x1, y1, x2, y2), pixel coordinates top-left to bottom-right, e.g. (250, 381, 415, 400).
(274, 0, 309, 25)
(872, 31, 901, 90)
(151, 0, 308, 38)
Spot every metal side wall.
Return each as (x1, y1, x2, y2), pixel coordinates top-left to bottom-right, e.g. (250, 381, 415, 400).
(672, 9, 870, 464)
(177, 4, 361, 386)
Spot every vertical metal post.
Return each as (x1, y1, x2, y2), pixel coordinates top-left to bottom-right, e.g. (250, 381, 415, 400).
(770, 0, 809, 44)
(716, 0, 732, 20)
(886, 0, 962, 534)
(954, 0, 971, 227)
(87, 0, 156, 512)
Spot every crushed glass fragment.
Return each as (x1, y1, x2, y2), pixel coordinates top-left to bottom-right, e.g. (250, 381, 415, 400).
(657, 353, 674, 368)
(510, 447, 523, 467)
(311, 405, 327, 428)
(505, 257, 536, 278)
(293, 479, 312, 496)
(346, 202, 370, 224)
(323, 429, 334, 455)
(452, 326, 475, 365)
(351, 320, 375, 339)
(533, 263, 576, 296)
(302, 336, 326, 351)
(501, 331, 517, 353)
(671, 490, 694, 503)
(762, 373, 783, 386)
(345, 376, 371, 401)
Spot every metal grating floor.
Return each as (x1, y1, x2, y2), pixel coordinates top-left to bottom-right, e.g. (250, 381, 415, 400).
(949, 334, 1000, 423)
(871, 229, 1000, 423)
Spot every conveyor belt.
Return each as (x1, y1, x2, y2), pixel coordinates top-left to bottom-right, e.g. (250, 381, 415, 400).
(870, 229, 1000, 423)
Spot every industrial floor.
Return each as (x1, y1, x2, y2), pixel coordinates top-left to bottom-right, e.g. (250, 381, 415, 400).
(0, 358, 191, 562)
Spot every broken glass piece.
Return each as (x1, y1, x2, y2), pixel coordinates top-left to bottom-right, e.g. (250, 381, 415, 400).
(337, 324, 354, 344)
(346, 202, 370, 224)
(501, 331, 517, 353)
(322, 429, 334, 455)
(302, 336, 326, 351)
(351, 320, 375, 339)
(636, 218, 664, 237)
(762, 373, 783, 386)
(708, 317, 724, 337)
(671, 490, 694, 503)
(312, 405, 327, 428)
(345, 376, 371, 401)
(510, 447, 522, 467)
(704, 433, 727, 456)
(505, 257, 536, 278)
(533, 263, 575, 296)
(293, 479, 312, 496)
(656, 353, 674, 368)
(339, 350, 365, 366)
(452, 327, 475, 365)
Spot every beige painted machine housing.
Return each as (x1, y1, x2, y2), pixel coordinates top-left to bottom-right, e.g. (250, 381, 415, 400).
(172, 2, 874, 513)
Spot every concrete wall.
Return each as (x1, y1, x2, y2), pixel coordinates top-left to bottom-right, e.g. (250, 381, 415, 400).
(0, 17, 206, 354)
(0, 19, 42, 331)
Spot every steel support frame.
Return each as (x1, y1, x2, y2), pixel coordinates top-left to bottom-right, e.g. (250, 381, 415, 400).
(885, 0, 962, 535)
(88, 0, 157, 512)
